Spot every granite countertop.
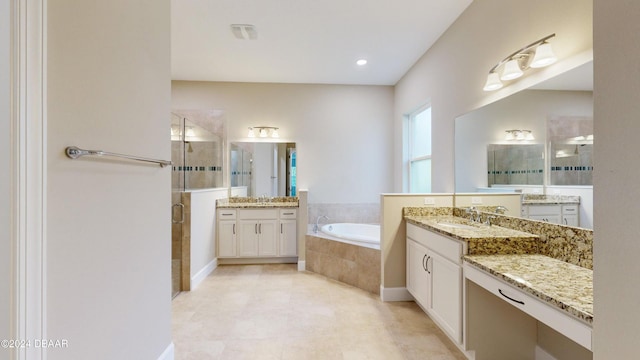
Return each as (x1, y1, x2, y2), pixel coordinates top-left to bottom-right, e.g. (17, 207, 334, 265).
(405, 215, 540, 255)
(216, 201, 299, 209)
(464, 254, 593, 325)
(521, 195, 580, 205)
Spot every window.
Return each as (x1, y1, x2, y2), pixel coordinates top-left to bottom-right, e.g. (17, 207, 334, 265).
(407, 105, 432, 193)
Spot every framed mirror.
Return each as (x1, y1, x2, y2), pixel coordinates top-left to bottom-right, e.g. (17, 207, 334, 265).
(229, 142, 297, 197)
(455, 60, 593, 229)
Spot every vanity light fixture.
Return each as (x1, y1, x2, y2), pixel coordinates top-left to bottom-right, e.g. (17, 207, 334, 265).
(483, 34, 558, 91)
(505, 129, 534, 141)
(247, 126, 280, 139)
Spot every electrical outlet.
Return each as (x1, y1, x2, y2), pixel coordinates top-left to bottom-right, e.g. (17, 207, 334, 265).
(471, 197, 482, 205)
(424, 197, 435, 205)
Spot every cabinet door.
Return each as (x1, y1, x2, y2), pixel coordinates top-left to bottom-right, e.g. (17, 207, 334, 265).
(430, 251, 462, 343)
(279, 219, 297, 256)
(258, 220, 278, 257)
(218, 220, 237, 257)
(238, 220, 259, 257)
(562, 215, 579, 227)
(407, 239, 431, 309)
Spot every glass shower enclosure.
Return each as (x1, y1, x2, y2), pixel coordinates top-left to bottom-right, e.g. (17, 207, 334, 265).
(171, 112, 225, 298)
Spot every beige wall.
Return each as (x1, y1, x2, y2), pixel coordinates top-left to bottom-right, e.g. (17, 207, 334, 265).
(454, 194, 522, 217)
(0, 0, 10, 346)
(593, 1, 640, 358)
(46, 1, 172, 359)
(172, 82, 394, 204)
(380, 194, 454, 290)
(394, 0, 593, 193)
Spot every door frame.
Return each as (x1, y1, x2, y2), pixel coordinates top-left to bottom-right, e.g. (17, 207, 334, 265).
(10, 0, 47, 359)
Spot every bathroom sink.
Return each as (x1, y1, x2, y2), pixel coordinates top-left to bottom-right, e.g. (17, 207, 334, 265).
(436, 222, 478, 230)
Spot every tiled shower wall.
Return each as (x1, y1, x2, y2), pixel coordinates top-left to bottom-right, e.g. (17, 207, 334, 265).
(487, 144, 544, 186)
(307, 203, 380, 224)
(172, 140, 224, 190)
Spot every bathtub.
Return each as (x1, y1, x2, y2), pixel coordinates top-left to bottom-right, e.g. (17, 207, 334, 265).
(306, 223, 380, 250)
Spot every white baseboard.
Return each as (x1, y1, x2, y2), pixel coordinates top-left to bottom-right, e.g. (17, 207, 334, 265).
(380, 286, 413, 302)
(158, 342, 174, 360)
(297, 260, 306, 271)
(191, 259, 218, 290)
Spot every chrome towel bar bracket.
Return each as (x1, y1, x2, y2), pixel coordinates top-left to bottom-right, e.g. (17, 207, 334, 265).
(65, 146, 172, 167)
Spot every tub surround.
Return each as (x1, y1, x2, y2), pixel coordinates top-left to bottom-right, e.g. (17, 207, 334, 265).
(306, 234, 381, 294)
(465, 254, 592, 325)
(216, 196, 299, 208)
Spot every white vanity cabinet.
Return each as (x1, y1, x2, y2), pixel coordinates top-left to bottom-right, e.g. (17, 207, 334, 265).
(279, 209, 298, 256)
(522, 204, 579, 226)
(406, 223, 463, 343)
(238, 209, 278, 257)
(217, 209, 237, 257)
(217, 207, 297, 259)
(406, 238, 431, 308)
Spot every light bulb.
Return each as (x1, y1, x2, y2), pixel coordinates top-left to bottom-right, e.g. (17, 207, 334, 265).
(259, 128, 268, 137)
(271, 129, 279, 138)
(247, 128, 255, 138)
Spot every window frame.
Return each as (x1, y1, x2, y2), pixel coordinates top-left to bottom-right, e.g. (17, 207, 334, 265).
(406, 104, 432, 193)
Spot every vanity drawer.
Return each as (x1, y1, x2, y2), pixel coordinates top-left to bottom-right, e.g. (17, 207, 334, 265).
(562, 205, 579, 214)
(407, 223, 462, 264)
(526, 205, 561, 216)
(217, 209, 237, 218)
(464, 263, 592, 351)
(238, 209, 278, 220)
(279, 209, 297, 219)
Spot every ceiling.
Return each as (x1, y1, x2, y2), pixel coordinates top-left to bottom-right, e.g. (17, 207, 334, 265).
(171, 0, 473, 86)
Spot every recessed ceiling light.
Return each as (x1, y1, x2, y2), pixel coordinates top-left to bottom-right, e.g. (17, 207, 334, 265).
(230, 24, 257, 40)
(356, 59, 368, 66)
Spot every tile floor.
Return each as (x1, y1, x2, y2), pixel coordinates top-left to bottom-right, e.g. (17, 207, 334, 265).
(172, 264, 467, 360)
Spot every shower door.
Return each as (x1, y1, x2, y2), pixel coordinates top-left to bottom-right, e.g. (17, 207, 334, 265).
(170, 114, 185, 298)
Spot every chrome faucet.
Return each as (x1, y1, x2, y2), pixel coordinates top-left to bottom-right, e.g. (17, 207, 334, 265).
(465, 206, 481, 223)
(313, 215, 329, 233)
(495, 205, 508, 214)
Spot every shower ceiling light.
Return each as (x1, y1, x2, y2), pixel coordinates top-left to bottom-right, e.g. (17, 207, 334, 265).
(483, 34, 558, 91)
(247, 126, 280, 139)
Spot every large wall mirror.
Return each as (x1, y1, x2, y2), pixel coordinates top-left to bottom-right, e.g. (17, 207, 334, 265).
(455, 60, 593, 229)
(230, 142, 297, 197)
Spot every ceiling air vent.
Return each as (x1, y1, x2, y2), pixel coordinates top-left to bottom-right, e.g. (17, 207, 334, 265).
(230, 24, 257, 40)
